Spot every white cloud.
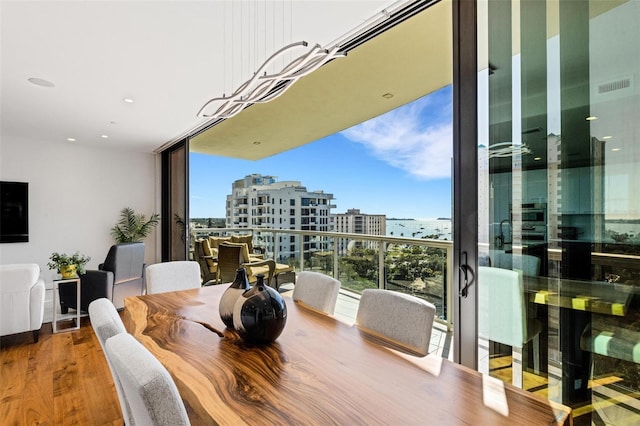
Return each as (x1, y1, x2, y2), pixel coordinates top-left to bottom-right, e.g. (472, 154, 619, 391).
(341, 97, 452, 180)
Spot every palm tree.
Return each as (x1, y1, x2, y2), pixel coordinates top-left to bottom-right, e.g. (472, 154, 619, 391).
(110, 207, 160, 243)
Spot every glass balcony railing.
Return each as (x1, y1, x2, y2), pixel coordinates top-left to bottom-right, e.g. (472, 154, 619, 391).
(192, 226, 453, 330)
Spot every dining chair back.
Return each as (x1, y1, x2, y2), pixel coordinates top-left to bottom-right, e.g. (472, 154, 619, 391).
(105, 333, 191, 426)
(292, 271, 341, 315)
(88, 298, 131, 425)
(145, 261, 201, 294)
(216, 243, 244, 283)
(477, 266, 541, 387)
(356, 289, 436, 357)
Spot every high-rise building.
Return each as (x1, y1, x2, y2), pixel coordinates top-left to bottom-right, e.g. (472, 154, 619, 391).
(334, 208, 386, 254)
(226, 174, 335, 262)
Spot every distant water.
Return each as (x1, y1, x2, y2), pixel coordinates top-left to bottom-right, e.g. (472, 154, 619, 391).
(386, 218, 452, 240)
(385, 219, 638, 241)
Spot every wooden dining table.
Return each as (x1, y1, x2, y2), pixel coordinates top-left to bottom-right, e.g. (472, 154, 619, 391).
(123, 284, 572, 425)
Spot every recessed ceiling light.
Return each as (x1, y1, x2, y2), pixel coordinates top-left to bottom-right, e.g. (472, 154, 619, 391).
(110, 121, 117, 125)
(123, 98, 134, 104)
(534, 157, 542, 161)
(28, 77, 55, 88)
(586, 116, 598, 121)
(67, 138, 76, 142)
(101, 134, 109, 139)
(382, 93, 394, 99)
(253, 141, 261, 145)
(602, 135, 612, 140)
(611, 148, 621, 152)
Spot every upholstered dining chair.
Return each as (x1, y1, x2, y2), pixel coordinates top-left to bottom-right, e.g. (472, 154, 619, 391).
(88, 298, 132, 425)
(490, 251, 541, 277)
(477, 266, 541, 388)
(356, 289, 436, 357)
(145, 261, 201, 294)
(105, 333, 191, 426)
(292, 271, 341, 315)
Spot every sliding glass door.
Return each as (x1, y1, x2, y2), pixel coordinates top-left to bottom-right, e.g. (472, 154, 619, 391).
(161, 139, 189, 261)
(474, 0, 640, 422)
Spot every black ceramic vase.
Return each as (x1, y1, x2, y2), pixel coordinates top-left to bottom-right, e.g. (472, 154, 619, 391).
(219, 267, 251, 328)
(232, 274, 287, 344)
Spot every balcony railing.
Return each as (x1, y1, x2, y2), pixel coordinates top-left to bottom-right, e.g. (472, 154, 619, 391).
(192, 226, 453, 331)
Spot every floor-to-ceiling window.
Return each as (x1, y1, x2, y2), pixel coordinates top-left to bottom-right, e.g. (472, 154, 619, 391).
(474, 0, 640, 422)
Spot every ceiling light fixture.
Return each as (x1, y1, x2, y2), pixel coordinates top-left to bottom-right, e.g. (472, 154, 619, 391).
(534, 157, 542, 161)
(602, 135, 612, 140)
(488, 142, 532, 159)
(586, 116, 598, 121)
(197, 41, 346, 119)
(101, 134, 109, 139)
(123, 98, 134, 104)
(253, 141, 261, 145)
(67, 138, 76, 142)
(382, 93, 394, 99)
(28, 77, 55, 88)
(611, 148, 621, 152)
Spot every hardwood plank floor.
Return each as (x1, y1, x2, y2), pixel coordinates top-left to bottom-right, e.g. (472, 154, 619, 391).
(1, 319, 122, 426)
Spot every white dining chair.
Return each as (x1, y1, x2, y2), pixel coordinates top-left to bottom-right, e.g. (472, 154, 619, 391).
(87, 298, 132, 425)
(292, 271, 341, 315)
(145, 261, 201, 294)
(105, 333, 191, 426)
(477, 266, 541, 388)
(355, 289, 436, 357)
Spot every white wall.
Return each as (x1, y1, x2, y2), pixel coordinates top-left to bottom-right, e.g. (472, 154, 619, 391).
(0, 136, 159, 283)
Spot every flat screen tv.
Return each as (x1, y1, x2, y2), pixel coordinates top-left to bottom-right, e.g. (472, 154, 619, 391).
(0, 181, 29, 243)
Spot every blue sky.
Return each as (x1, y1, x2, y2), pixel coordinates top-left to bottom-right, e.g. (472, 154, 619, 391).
(190, 85, 453, 219)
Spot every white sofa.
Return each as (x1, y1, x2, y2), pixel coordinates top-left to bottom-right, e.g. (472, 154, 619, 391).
(0, 263, 45, 342)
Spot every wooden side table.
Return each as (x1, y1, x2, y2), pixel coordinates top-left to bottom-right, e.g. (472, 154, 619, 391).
(52, 277, 81, 333)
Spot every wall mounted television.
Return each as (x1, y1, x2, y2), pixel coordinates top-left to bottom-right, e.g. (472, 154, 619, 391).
(0, 181, 29, 243)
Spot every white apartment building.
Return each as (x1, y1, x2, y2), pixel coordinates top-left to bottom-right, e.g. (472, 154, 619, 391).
(334, 208, 386, 254)
(226, 174, 335, 262)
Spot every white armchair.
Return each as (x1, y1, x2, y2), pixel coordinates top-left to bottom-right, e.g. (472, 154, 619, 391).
(0, 263, 45, 342)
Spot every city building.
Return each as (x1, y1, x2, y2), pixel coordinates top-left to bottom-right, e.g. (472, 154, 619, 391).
(226, 174, 335, 261)
(334, 208, 386, 254)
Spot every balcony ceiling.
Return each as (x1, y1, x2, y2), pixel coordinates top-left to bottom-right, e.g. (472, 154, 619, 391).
(0, 0, 451, 158)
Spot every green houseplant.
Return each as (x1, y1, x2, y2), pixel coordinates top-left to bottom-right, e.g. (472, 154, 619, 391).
(110, 207, 160, 243)
(47, 252, 91, 278)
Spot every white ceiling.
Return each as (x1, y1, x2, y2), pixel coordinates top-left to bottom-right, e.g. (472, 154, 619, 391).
(0, 0, 396, 153)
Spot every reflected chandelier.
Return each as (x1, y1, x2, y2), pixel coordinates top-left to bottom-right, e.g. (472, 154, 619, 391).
(488, 142, 532, 159)
(197, 41, 345, 119)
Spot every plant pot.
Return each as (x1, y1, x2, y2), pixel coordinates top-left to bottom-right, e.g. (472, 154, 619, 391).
(60, 265, 77, 279)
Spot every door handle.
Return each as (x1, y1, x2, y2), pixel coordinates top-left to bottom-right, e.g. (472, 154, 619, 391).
(459, 251, 474, 298)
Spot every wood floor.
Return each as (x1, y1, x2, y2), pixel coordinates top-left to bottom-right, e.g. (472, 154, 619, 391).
(1, 318, 123, 426)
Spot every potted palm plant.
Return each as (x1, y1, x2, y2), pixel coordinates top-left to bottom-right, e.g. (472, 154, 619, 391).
(47, 252, 91, 278)
(110, 207, 160, 243)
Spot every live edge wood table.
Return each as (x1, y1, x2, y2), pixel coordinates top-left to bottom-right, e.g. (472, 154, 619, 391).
(123, 285, 571, 425)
